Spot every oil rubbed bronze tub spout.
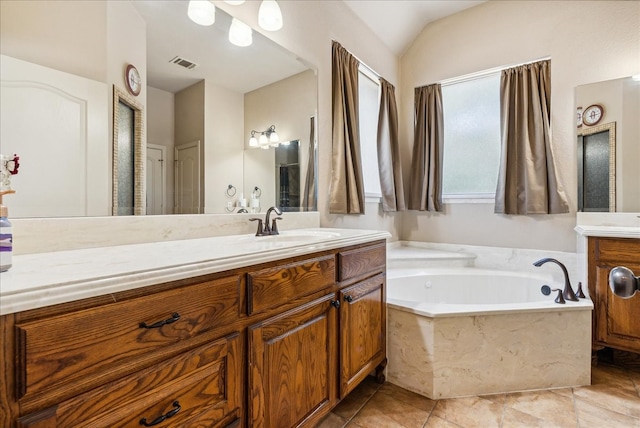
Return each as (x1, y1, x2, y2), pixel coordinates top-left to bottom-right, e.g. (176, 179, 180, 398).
(533, 258, 579, 302)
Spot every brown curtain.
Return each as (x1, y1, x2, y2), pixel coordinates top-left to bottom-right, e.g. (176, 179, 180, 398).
(377, 78, 406, 212)
(495, 60, 569, 214)
(302, 116, 317, 211)
(329, 41, 365, 214)
(408, 84, 443, 212)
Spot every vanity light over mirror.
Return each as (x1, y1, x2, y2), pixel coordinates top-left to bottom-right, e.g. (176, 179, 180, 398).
(575, 75, 640, 213)
(0, 0, 318, 218)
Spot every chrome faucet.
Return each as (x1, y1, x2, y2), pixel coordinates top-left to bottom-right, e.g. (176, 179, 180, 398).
(533, 258, 579, 301)
(249, 206, 283, 236)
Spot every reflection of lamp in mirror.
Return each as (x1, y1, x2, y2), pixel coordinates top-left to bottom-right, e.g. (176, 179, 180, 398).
(258, 0, 283, 31)
(229, 18, 253, 47)
(609, 266, 639, 299)
(249, 125, 280, 148)
(187, 0, 215, 26)
(224, 1, 246, 4)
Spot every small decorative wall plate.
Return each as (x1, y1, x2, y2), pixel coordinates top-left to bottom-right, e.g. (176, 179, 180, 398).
(582, 104, 604, 126)
(125, 64, 141, 96)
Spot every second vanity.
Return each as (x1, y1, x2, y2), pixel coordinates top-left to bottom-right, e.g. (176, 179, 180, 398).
(0, 228, 389, 427)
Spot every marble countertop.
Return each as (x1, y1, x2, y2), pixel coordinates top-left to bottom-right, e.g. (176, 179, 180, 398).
(0, 228, 390, 315)
(574, 225, 640, 239)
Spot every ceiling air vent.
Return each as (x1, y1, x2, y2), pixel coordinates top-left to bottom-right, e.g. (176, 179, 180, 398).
(170, 56, 198, 70)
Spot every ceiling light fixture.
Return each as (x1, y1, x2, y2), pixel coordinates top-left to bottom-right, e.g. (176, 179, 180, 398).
(249, 125, 280, 148)
(187, 0, 215, 26)
(229, 18, 253, 47)
(258, 0, 283, 32)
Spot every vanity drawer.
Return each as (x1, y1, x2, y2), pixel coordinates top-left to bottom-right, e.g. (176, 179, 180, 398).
(15, 275, 240, 401)
(18, 333, 241, 428)
(338, 242, 386, 282)
(592, 237, 640, 264)
(247, 255, 335, 314)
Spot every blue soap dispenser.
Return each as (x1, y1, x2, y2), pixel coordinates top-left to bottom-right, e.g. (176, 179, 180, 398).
(0, 190, 15, 272)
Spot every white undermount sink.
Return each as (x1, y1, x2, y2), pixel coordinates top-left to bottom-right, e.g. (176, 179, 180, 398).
(237, 229, 342, 244)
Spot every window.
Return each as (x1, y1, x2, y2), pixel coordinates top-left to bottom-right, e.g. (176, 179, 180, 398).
(441, 72, 501, 199)
(358, 65, 382, 197)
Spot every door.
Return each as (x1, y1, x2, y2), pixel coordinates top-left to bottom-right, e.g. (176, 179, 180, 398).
(146, 144, 166, 215)
(0, 54, 109, 217)
(339, 273, 386, 397)
(174, 141, 201, 214)
(248, 294, 338, 428)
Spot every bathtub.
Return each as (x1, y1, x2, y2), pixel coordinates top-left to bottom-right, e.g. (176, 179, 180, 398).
(386, 267, 594, 399)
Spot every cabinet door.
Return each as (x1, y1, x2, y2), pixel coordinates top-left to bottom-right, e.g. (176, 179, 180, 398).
(248, 294, 338, 428)
(590, 237, 640, 353)
(339, 273, 386, 397)
(594, 262, 640, 352)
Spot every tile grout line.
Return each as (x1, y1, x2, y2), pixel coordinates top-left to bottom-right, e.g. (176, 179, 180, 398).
(341, 382, 384, 427)
(570, 387, 581, 428)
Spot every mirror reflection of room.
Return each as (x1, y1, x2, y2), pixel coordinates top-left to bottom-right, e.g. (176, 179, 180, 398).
(0, 0, 318, 217)
(575, 76, 640, 213)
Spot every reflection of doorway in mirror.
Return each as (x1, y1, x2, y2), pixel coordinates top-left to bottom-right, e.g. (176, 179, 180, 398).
(577, 122, 616, 212)
(146, 144, 166, 215)
(174, 141, 201, 214)
(112, 86, 145, 216)
(275, 141, 300, 212)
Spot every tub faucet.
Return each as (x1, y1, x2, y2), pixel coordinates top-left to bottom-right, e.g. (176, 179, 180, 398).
(533, 258, 579, 302)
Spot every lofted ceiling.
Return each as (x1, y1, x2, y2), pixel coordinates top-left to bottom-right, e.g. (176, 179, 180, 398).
(343, 0, 486, 55)
(131, 1, 485, 94)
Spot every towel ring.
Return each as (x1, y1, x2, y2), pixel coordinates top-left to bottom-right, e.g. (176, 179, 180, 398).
(252, 186, 262, 198)
(226, 184, 236, 197)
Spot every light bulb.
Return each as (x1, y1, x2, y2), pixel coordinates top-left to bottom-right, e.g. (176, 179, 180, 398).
(249, 136, 258, 147)
(187, 0, 215, 26)
(259, 134, 268, 145)
(229, 18, 252, 47)
(269, 131, 279, 143)
(258, 0, 283, 31)
(224, 0, 245, 4)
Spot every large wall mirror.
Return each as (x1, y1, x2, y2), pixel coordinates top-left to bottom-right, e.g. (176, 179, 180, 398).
(575, 76, 640, 212)
(0, 0, 318, 217)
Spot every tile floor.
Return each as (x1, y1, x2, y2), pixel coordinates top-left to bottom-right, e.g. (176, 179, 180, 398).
(318, 362, 640, 428)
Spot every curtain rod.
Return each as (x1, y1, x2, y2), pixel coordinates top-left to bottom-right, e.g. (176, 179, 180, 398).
(333, 40, 381, 80)
(438, 56, 551, 87)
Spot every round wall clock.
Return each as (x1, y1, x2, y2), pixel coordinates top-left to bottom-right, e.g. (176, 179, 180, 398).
(582, 104, 603, 126)
(125, 64, 141, 96)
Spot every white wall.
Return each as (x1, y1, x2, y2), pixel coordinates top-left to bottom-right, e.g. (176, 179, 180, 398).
(204, 81, 245, 214)
(0, 1, 107, 82)
(214, 0, 402, 240)
(399, 0, 640, 252)
(244, 70, 317, 210)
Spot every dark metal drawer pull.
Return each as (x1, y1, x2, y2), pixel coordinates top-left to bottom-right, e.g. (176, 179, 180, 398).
(139, 400, 181, 426)
(330, 300, 341, 309)
(343, 295, 353, 303)
(139, 312, 180, 329)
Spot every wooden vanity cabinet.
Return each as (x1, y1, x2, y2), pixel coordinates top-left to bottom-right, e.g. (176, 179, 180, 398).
(247, 242, 387, 427)
(0, 239, 387, 428)
(4, 273, 244, 428)
(588, 237, 640, 354)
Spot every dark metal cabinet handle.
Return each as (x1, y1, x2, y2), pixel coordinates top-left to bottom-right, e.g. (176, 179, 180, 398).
(139, 312, 180, 329)
(139, 400, 181, 426)
(330, 300, 341, 309)
(343, 295, 353, 303)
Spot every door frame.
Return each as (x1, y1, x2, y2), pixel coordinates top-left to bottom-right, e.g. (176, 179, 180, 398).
(146, 144, 167, 215)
